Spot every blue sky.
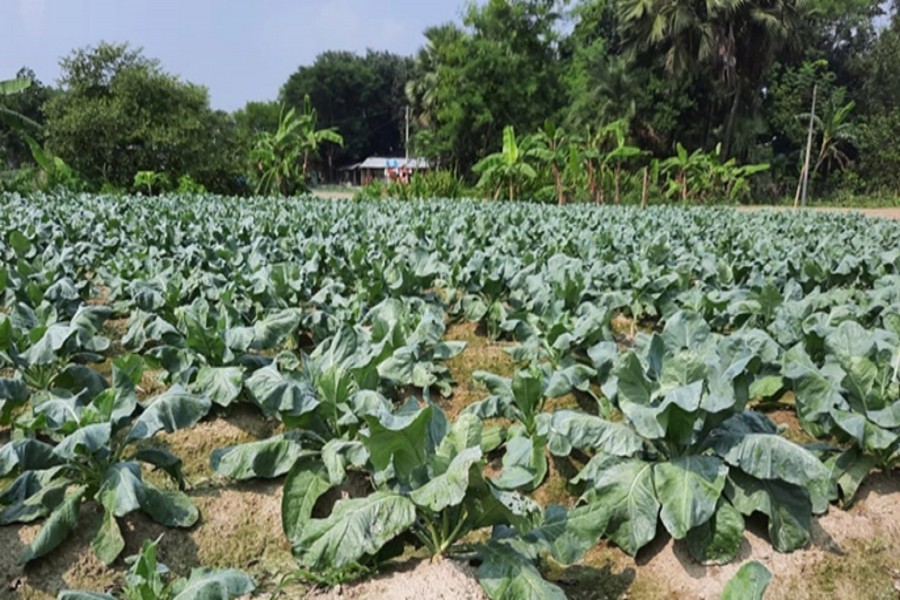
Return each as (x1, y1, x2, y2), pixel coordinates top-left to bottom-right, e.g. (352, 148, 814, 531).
(0, 0, 465, 111)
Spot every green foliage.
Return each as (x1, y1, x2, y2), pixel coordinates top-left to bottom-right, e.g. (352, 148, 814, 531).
(473, 126, 541, 201)
(58, 537, 255, 599)
(251, 98, 343, 196)
(134, 170, 170, 195)
(353, 170, 472, 201)
(43, 43, 244, 194)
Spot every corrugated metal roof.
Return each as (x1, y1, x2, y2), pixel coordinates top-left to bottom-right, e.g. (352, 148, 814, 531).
(354, 157, 431, 170)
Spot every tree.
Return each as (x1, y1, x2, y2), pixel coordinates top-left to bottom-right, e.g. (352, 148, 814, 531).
(407, 0, 566, 173)
(473, 126, 540, 200)
(616, 0, 807, 159)
(251, 99, 343, 196)
(533, 120, 571, 205)
(43, 42, 242, 193)
(0, 69, 53, 168)
(281, 50, 413, 177)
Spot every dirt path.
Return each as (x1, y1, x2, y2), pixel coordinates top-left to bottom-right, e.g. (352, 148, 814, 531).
(738, 206, 900, 220)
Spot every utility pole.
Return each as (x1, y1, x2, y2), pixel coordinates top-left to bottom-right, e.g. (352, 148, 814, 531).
(405, 105, 410, 162)
(795, 84, 818, 209)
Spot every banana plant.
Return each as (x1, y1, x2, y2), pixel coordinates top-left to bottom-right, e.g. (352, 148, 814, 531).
(0, 357, 211, 564)
(532, 120, 571, 206)
(58, 537, 255, 600)
(473, 126, 540, 201)
(600, 119, 643, 204)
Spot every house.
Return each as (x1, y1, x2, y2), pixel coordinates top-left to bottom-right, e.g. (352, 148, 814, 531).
(341, 157, 431, 186)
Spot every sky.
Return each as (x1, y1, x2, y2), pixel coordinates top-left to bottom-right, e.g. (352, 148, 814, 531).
(0, 0, 465, 111)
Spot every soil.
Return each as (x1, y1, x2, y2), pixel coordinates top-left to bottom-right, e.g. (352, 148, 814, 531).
(307, 559, 486, 600)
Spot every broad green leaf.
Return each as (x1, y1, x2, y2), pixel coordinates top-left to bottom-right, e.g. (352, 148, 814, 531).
(585, 457, 660, 556)
(654, 456, 727, 539)
(727, 472, 811, 552)
(91, 508, 125, 564)
(721, 434, 829, 488)
(523, 502, 610, 565)
(20, 486, 86, 564)
(97, 462, 145, 517)
(58, 592, 116, 600)
(685, 501, 744, 565)
(211, 435, 306, 480)
(140, 485, 199, 527)
(295, 492, 416, 569)
(282, 460, 333, 544)
(54, 423, 112, 460)
(245, 365, 319, 418)
(410, 446, 482, 511)
(192, 366, 243, 407)
(494, 434, 547, 490)
(825, 320, 874, 361)
(363, 405, 432, 485)
(126, 386, 211, 441)
(477, 541, 567, 600)
(0, 439, 62, 476)
(170, 568, 256, 600)
(720, 561, 772, 600)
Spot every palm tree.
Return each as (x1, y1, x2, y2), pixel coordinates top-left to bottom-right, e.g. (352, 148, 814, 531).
(473, 126, 540, 201)
(617, 0, 806, 159)
(533, 120, 571, 206)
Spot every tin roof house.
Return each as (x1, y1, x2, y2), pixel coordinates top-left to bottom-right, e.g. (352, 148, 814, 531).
(341, 157, 431, 186)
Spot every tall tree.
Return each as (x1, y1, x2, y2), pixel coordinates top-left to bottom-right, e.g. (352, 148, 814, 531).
(616, 0, 806, 159)
(281, 50, 413, 177)
(44, 42, 243, 193)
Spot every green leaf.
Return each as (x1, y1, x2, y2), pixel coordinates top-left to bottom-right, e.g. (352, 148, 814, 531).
(685, 502, 744, 565)
(410, 446, 482, 512)
(126, 386, 211, 442)
(0, 439, 62, 476)
(825, 320, 874, 361)
(282, 460, 332, 545)
(720, 434, 829, 488)
(58, 592, 116, 600)
(20, 486, 86, 564)
(585, 457, 660, 556)
(727, 472, 811, 552)
(363, 405, 432, 486)
(295, 492, 416, 569)
(140, 485, 199, 528)
(523, 502, 610, 565)
(211, 435, 306, 480)
(546, 410, 643, 457)
(245, 365, 319, 418)
(720, 561, 772, 600)
(494, 434, 547, 490)
(54, 423, 112, 460)
(91, 508, 125, 564)
(654, 456, 727, 539)
(192, 366, 244, 407)
(477, 541, 567, 600)
(97, 462, 145, 517)
(170, 568, 256, 600)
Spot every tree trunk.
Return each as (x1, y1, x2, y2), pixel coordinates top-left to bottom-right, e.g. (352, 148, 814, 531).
(509, 181, 514, 202)
(552, 163, 565, 206)
(721, 81, 742, 161)
(599, 165, 606, 205)
(587, 161, 597, 204)
(680, 173, 688, 202)
(614, 164, 622, 204)
(641, 167, 650, 208)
